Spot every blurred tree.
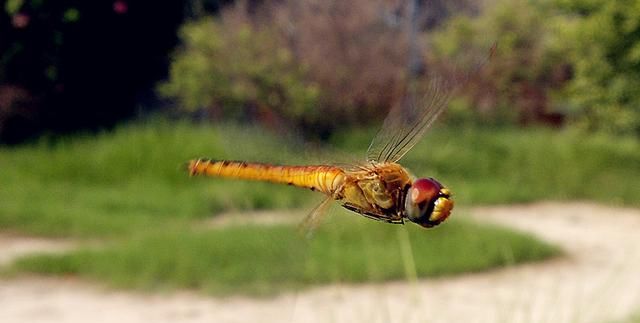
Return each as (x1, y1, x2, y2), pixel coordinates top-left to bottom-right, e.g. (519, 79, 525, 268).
(553, 0, 640, 135)
(429, 0, 571, 126)
(421, 0, 483, 29)
(159, 11, 319, 131)
(162, 0, 505, 137)
(271, 0, 410, 128)
(162, 0, 424, 137)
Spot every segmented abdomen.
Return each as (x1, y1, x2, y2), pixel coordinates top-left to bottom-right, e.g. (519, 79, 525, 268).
(188, 159, 344, 195)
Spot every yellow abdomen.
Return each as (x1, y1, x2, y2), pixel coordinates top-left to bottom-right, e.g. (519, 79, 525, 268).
(187, 159, 344, 195)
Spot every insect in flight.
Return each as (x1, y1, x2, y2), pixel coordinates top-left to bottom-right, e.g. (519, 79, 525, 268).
(187, 46, 493, 230)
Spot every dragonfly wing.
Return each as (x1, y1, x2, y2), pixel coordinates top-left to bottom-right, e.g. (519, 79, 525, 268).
(367, 75, 453, 163)
(366, 43, 496, 164)
(298, 196, 333, 239)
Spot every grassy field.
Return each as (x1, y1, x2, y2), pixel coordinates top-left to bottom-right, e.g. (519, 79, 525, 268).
(1, 121, 637, 238)
(1, 120, 637, 295)
(0, 122, 313, 237)
(10, 214, 556, 296)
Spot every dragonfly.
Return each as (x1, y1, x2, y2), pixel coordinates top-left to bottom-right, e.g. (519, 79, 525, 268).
(187, 75, 463, 230)
(188, 42, 495, 230)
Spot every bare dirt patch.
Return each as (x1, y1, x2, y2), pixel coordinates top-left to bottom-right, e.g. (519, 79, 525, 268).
(1, 202, 639, 323)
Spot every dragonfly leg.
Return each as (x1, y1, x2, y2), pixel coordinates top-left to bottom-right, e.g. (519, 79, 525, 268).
(342, 203, 404, 224)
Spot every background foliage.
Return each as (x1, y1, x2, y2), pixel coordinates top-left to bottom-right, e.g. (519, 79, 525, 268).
(158, 0, 640, 136)
(2, 0, 640, 143)
(0, 0, 184, 144)
(554, 0, 640, 135)
(429, 0, 570, 126)
(160, 0, 411, 137)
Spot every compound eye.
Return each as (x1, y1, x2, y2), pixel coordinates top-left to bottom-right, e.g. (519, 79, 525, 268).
(410, 178, 442, 205)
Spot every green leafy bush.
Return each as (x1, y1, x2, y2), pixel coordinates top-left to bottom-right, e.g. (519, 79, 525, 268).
(162, 0, 640, 135)
(159, 14, 319, 124)
(429, 0, 570, 126)
(161, 1, 412, 134)
(555, 0, 640, 135)
(431, 0, 640, 135)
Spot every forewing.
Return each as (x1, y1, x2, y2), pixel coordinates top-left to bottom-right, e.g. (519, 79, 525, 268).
(367, 76, 453, 163)
(367, 44, 496, 163)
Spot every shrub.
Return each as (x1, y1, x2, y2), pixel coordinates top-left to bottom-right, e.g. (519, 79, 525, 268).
(161, 0, 415, 133)
(159, 10, 319, 126)
(428, 0, 571, 126)
(554, 0, 640, 135)
(269, 0, 409, 126)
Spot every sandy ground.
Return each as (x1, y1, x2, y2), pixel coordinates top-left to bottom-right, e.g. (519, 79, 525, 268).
(1, 202, 639, 323)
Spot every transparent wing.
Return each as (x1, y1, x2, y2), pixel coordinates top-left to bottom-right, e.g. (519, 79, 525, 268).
(367, 76, 453, 163)
(298, 196, 333, 239)
(367, 43, 496, 163)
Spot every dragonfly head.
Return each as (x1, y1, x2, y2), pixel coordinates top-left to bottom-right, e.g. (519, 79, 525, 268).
(404, 178, 453, 228)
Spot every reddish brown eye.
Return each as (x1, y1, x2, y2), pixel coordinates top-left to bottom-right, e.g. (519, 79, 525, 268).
(411, 178, 442, 204)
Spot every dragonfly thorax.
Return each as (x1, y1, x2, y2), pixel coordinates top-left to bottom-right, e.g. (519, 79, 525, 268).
(404, 178, 453, 228)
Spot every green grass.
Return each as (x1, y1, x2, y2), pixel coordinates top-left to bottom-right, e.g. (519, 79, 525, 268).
(0, 121, 315, 237)
(10, 211, 558, 296)
(1, 119, 637, 296)
(1, 121, 638, 238)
